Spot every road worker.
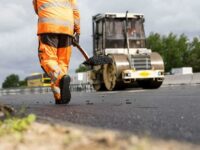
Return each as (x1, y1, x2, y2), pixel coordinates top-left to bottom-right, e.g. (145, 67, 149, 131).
(32, 0, 80, 104)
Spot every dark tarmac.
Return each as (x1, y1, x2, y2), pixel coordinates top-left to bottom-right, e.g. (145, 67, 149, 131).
(1, 85, 200, 144)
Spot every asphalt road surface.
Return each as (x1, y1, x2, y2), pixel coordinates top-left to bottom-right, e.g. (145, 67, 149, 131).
(1, 85, 200, 144)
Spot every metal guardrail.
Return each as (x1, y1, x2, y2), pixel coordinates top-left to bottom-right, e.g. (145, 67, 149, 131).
(70, 83, 95, 92)
(0, 73, 200, 96)
(0, 87, 51, 96)
(0, 84, 95, 96)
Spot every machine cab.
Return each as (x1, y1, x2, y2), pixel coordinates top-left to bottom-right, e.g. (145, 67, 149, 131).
(92, 13, 146, 56)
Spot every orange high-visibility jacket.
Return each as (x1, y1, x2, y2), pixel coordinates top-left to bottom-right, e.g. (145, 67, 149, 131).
(33, 0, 80, 35)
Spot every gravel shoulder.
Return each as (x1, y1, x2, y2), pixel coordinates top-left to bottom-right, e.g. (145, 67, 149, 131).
(1, 116, 200, 150)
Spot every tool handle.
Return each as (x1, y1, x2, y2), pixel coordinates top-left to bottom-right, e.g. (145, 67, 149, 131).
(73, 42, 89, 60)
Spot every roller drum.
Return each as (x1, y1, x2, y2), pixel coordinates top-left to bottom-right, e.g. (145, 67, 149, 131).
(103, 54, 130, 90)
(150, 52, 164, 70)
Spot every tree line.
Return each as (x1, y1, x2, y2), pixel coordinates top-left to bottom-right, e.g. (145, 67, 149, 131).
(146, 33, 200, 72)
(2, 74, 26, 89)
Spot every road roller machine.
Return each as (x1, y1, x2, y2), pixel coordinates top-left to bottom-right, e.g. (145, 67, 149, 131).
(90, 12, 165, 91)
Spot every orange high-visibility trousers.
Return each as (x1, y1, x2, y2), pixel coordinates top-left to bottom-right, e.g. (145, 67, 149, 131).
(38, 34, 72, 100)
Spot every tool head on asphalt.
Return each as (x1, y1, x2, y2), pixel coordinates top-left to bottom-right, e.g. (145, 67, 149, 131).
(82, 55, 113, 66)
(72, 38, 113, 66)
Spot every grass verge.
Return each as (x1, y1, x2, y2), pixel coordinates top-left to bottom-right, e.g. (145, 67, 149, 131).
(0, 114, 36, 136)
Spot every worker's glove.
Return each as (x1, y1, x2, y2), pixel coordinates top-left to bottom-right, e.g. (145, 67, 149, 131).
(72, 33, 80, 46)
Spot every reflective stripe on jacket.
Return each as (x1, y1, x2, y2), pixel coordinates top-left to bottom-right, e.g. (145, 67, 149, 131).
(33, 0, 80, 35)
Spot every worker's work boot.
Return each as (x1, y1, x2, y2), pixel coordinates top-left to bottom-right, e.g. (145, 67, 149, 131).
(56, 75, 71, 104)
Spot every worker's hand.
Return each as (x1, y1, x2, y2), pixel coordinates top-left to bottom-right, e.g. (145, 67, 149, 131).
(72, 33, 80, 46)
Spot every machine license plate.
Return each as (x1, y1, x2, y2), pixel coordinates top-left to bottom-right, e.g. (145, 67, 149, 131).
(139, 71, 150, 77)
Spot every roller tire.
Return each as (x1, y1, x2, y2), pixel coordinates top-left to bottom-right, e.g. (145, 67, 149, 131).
(137, 79, 163, 89)
(93, 83, 107, 91)
(114, 82, 126, 90)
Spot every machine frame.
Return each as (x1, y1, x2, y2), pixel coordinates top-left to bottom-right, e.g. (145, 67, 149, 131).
(91, 13, 165, 91)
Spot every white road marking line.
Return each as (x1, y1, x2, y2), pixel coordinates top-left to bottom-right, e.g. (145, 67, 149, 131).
(125, 90, 146, 93)
(99, 89, 146, 94)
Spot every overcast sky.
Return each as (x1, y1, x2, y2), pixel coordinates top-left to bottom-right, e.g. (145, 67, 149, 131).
(0, 0, 200, 86)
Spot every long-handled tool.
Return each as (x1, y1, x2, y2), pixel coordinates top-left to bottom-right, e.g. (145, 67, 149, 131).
(73, 41, 113, 66)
